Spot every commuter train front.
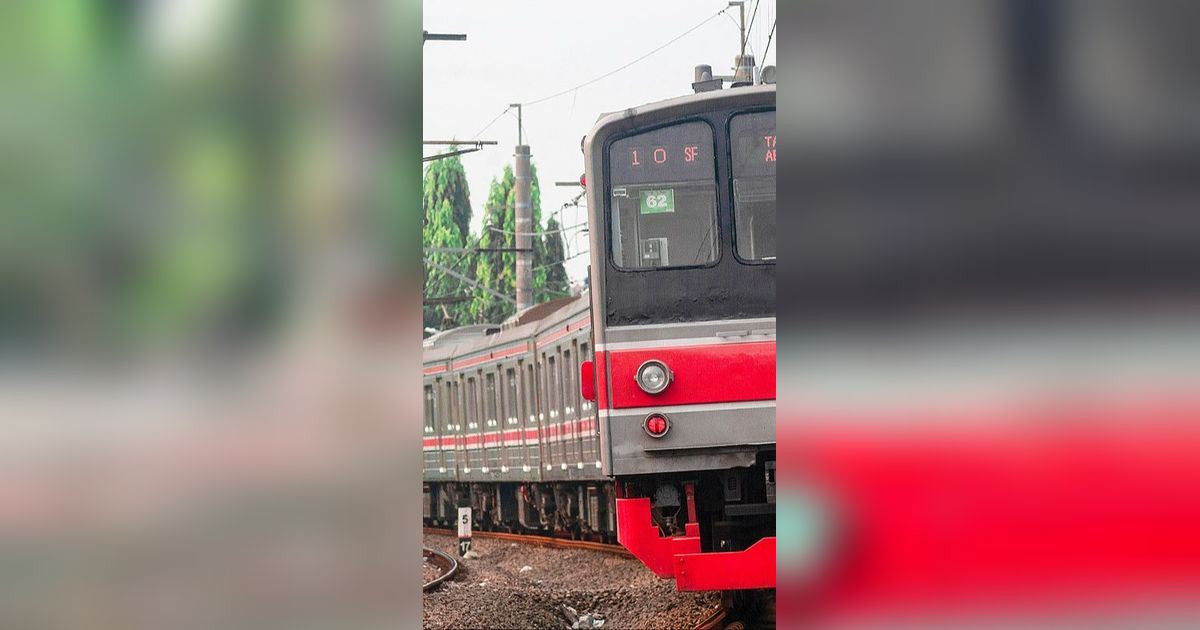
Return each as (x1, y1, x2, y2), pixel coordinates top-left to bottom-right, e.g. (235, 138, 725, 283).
(581, 83, 777, 591)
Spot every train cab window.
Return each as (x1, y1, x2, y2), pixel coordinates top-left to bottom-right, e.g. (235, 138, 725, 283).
(505, 368, 518, 425)
(730, 111, 776, 262)
(608, 122, 717, 269)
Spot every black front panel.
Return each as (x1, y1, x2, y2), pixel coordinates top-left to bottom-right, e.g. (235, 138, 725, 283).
(604, 108, 776, 326)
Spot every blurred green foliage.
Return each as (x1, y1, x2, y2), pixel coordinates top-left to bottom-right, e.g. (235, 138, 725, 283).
(0, 1, 420, 357)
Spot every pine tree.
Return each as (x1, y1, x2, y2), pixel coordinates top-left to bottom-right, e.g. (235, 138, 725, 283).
(421, 151, 472, 243)
(469, 161, 551, 323)
(423, 198, 467, 332)
(421, 152, 473, 332)
(542, 216, 569, 300)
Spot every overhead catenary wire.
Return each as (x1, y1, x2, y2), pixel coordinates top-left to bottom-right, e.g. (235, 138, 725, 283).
(517, 6, 732, 108)
(762, 19, 776, 61)
(533, 248, 590, 272)
(488, 221, 586, 237)
(469, 107, 511, 141)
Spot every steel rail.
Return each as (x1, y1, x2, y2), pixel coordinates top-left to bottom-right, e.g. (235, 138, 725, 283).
(423, 527, 632, 557)
(692, 604, 732, 630)
(423, 546, 459, 591)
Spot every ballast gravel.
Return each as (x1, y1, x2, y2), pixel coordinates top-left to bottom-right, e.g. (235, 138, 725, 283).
(422, 533, 719, 630)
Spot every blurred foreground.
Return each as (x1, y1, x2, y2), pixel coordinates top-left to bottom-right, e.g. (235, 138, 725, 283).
(1, 2, 423, 628)
(776, 1, 1200, 625)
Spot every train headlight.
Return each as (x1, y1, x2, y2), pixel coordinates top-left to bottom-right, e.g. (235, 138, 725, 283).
(635, 360, 672, 395)
(643, 413, 670, 438)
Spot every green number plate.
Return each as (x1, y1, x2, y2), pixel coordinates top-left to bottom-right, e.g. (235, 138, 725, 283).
(639, 189, 675, 214)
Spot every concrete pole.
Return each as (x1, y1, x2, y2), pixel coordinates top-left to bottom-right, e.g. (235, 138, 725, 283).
(514, 145, 533, 311)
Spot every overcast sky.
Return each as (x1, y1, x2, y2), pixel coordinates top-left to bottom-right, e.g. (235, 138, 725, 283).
(423, 0, 776, 283)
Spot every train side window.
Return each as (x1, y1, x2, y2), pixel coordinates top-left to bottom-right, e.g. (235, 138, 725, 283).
(484, 372, 498, 428)
(608, 121, 718, 269)
(423, 385, 436, 434)
(730, 111, 776, 262)
(547, 355, 560, 421)
(451, 381, 460, 432)
(580, 342, 592, 413)
(562, 349, 574, 420)
(466, 376, 479, 430)
(505, 367, 518, 425)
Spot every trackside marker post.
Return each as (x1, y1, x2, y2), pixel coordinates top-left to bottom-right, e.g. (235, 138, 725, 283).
(458, 507, 472, 556)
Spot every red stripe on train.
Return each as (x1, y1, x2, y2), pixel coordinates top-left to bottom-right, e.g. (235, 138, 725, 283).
(605, 341, 775, 409)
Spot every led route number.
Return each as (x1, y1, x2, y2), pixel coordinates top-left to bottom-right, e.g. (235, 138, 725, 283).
(630, 145, 700, 167)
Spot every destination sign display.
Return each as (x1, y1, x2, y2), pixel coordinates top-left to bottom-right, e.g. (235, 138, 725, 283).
(731, 111, 776, 179)
(609, 122, 714, 185)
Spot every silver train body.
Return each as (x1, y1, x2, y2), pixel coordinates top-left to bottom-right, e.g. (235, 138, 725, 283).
(422, 294, 615, 538)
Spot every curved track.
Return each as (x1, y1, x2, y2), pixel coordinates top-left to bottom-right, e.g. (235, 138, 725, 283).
(692, 604, 731, 630)
(423, 527, 632, 557)
(692, 589, 776, 630)
(423, 546, 459, 591)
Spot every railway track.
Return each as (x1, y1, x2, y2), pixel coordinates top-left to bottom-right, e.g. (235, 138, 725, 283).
(695, 589, 776, 630)
(692, 604, 731, 630)
(423, 546, 459, 591)
(423, 527, 633, 557)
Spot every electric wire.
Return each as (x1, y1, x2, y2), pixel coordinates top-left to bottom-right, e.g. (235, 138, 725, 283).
(468, 106, 511, 141)
(488, 222, 587, 237)
(518, 6, 731, 108)
(762, 18, 776, 60)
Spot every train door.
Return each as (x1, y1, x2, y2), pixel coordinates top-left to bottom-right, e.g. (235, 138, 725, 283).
(504, 366, 521, 472)
(525, 362, 540, 473)
(484, 370, 500, 471)
(547, 352, 564, 471)
(579, 341, 598, 468)
(537, 352, 552, 472)
(561, 346, 579, 468)
(423, 383, 438, 474)
(450, 379, 462, 475)
(465, 375, 480, 473)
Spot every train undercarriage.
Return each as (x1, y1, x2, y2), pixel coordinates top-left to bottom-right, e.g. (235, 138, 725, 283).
(423, 481, 619, 543)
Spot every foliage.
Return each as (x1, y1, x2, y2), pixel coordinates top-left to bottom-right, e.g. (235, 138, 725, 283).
(421, 151, 472, 243)
(421, 152, 473, 331)
(542, 216, 569, 301)
(422, 197, 467, 332)
(466, 161, 568, 324)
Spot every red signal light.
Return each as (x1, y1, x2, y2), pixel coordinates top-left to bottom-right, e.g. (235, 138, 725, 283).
(644, 413, 669, 438)
(579, 173, 586, 188)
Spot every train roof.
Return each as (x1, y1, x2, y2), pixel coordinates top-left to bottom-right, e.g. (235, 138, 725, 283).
(588, 83, 775, 137)
(422, 292, 591, 368)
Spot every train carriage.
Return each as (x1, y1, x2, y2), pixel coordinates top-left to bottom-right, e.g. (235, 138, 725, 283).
(422, 295, 616, 538)
(581, 82, 777, 591)
(424, 78, 777, 592)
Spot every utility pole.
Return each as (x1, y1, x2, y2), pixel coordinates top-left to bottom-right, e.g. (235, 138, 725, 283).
(514, 143, 533, 311)
(731, 1, 746, 58)
(509, 103, 523, 146)
(728, 1, 756, 84)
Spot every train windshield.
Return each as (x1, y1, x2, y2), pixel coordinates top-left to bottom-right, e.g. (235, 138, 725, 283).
(730, 112, 776, 261)
(608, 122, 717, 269)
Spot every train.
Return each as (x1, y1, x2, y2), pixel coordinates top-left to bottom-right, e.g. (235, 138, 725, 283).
(423, 78, 776, 593)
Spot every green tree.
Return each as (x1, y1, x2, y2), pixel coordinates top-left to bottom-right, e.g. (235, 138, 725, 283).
(541, 216, 569, 301)
(469, 162, 549, 323)
(423, 198, 466, 332)
(421, 150, 472, 243)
